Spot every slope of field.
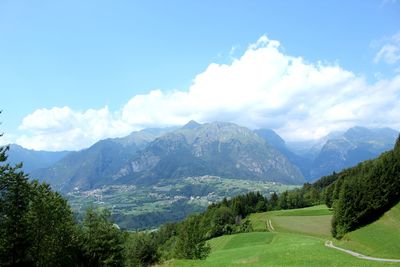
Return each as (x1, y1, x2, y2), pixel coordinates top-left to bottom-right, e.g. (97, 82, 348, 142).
(249, 204, 332, 237)
(336, 202, 400, 259)
(163, 232, 396, 267)
(162, 205, 400, 266)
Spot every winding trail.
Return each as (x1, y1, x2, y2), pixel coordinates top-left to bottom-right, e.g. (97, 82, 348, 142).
(325, 241, 400, 263)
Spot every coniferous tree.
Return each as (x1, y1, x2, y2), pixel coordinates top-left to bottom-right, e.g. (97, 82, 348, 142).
(78, 208, 125, 267)
(0, 163, 32, 266)
(27, 181, 78, 266)
(125, 233, 159, 267)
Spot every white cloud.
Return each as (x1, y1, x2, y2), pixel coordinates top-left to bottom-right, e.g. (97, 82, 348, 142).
(17, 106, 132, 151)
(374, 32, 400, 64)
(17, 35, 400, 151)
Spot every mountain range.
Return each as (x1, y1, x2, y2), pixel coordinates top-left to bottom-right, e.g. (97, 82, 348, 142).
(7, 122, 399, 191)
(308, 126, 398, 179)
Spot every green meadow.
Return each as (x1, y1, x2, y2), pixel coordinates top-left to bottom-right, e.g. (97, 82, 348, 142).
(336, 202, 400, 259)
(249, 204, 333, 237)
(162, 204, 400, 266)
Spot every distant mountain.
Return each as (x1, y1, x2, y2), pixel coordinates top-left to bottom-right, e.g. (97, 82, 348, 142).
(254, 129, 312, 179)
(309, 126, 399, 180)
(32, 122, 397, 192)
(32, 127, 176, 192)
(7, 144, 70, 173)
(113, 121, 305, 186)
(35, 122, 305, 192)
(286, 131, 344, 161)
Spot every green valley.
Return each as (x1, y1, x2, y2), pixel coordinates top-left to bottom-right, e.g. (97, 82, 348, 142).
(66, 176, 296, 229)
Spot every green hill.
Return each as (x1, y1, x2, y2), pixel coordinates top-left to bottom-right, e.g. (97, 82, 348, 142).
(162, 205, 400, 266)
(163, 232, 394, 267)
(335, 202, 400, 259)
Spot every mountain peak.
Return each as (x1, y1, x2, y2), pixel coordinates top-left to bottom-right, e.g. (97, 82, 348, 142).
(182, 120, 201, 129)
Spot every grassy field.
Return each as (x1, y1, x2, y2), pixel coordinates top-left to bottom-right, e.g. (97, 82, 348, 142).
(160, 204, 400, 266)
(249, 204, 333, 237)
(162, 232, 398, 267)
(336, 202, 400, 259)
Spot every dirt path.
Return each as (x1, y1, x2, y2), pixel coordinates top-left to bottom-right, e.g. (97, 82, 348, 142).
(266, 219, 275, 232)
(325, 241, 400, 263)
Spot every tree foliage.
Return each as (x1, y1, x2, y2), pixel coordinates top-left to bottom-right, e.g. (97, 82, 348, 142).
(125, 232, 159, 267)
(0, 161, 32, 266)
(27, 181, 78, 266)
(174, 215, 210, 260)
(78, 208, 125, 267)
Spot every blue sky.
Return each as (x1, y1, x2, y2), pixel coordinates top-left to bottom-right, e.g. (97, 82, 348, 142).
(1, 0, 400, 150)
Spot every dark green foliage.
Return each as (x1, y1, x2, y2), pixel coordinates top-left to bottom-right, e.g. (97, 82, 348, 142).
(313, 172, 338, 190)
(0, 125, 81, 267)
(203, 206, 235, 238)
(78, 208, 125, 267)
(27, 181, 78, 266)
(268, 192, 279, 210)
(0, 128, 32, 265)
(0, 164, 32, 266)
(174, 215, 210, 260)
(111, 199, 204, 230)
(276, 185, 321, 211)
(0, 117, 133, 266)
(322, 184, 334, 208)
(125, 233, 159, 267)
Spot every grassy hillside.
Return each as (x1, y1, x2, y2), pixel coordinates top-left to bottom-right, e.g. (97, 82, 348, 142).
(336, 202, 400, 259)
(249, 205, 332, 237)
(161, 205, 400, 266)
(163, 232, 395, 267)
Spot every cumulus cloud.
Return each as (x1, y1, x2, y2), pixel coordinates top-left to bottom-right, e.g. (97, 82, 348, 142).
(17, 106, 132, 151)
(17, 35, 400, 151)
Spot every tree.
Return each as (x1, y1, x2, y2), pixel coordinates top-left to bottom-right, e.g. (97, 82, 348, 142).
(0, 114, 79, 266)
(78, 208, 125, 267)
(27, 181, 78, 266)
(268, 192, 279, 210)
(205, 206, 235, 238)
(278, 191, 289, 209)
(174, 215, 210, 260)
(0, 163, 32, 266)
(125, 233, 159, 267)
